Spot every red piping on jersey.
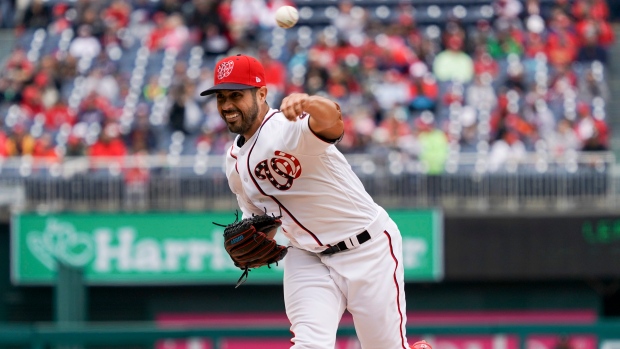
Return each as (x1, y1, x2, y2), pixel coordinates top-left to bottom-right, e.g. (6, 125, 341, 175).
(246, 110, 323, 246)
(384, 230, 407, 349)
(229, 143, 239, 173)
(229, 143, 237, 159)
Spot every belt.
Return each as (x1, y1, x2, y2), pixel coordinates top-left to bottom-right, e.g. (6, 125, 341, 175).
(321, 230, 371, 255)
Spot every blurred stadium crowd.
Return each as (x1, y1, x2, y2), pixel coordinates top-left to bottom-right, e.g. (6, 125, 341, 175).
(0, 0, 614, 174)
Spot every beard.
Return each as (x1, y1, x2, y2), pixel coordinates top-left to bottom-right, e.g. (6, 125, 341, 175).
(225, 94, 260, 135)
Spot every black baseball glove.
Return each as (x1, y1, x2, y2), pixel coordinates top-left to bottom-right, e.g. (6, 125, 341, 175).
(215, 211, 289, 287)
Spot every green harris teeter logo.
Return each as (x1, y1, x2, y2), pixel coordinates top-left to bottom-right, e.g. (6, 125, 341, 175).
(26, 218, 95, 270)
(12, 211, 442, 285)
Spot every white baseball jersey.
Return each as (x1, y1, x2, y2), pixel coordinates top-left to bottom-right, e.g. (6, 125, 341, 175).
(225, 108, 381, 253)
(225, 107, 409, 349)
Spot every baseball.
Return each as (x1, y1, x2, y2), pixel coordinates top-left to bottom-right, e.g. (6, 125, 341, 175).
(275, 5, 299, 29)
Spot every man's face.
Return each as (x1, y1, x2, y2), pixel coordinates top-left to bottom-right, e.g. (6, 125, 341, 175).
(216, 89, 260, 136)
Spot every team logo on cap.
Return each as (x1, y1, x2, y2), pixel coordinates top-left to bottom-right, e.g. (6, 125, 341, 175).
(217, 61, 234, 81)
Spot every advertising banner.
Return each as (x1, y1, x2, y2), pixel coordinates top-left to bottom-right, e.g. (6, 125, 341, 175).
(156, 334, 598, 349)
(11, 210, 442, 285)
(154, 311, 598, 349)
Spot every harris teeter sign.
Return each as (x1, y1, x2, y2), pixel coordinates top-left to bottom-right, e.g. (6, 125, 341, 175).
(11, 211, 442, 285)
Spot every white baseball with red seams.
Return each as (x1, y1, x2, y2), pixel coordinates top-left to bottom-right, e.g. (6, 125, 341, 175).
(275, 5, 299, 29)
(225, 108, 412, 348)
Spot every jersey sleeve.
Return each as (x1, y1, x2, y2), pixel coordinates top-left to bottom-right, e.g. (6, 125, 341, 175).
(280, 106, 343, 156)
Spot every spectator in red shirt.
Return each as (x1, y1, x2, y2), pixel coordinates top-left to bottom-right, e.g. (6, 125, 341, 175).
(546, 12, 579, 68)
(524, 31, 547, 60)
(102, 0, 131, 32)
(217, 0, 233, 33)
(523, 13, 547, 61)
(32, 133, 61, 164)
(575, 10, 614, 48)
(572, 0, 609, 21)
(44, 99, 76, 131)
(333, 37, 362, 67)
(20, 85, 44, 119)
(407, 61, 438, 112)
(146, 12, 169, 51)
(88, 123, 127, 169)
(48, 2, 71, 35)
(77, 92, 119, 125)
(379, 23, 417, 72)
(472, 46, 500, 80)
(159, 13, 190, 52)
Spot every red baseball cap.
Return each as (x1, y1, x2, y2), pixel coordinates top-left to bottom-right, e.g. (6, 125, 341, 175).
(200, 54, 266, 96)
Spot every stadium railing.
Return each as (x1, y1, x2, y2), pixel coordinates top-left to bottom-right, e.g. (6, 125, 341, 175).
(0, 151, 614, 213)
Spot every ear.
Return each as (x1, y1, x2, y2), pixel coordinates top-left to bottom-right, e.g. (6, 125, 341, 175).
(256, 86, 268, 104)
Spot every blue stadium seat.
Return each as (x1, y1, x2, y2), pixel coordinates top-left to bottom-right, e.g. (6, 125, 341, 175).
(118, 41, 141, 75)
(40, 32, 62, 56)
(15, 29, 37, 50)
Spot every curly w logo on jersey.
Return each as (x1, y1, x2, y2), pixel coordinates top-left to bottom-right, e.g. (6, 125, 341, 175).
(255, 151, 302, 190)
(217, 61, 235, 81)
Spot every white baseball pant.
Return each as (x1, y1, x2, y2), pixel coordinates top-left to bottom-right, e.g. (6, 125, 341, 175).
(284, 218, 409, 349)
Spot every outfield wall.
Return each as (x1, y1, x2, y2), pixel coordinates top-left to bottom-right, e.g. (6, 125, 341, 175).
(2, 209, 618, 324)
